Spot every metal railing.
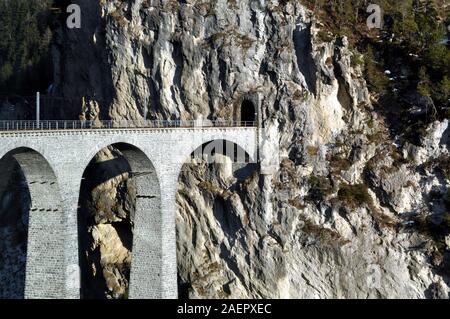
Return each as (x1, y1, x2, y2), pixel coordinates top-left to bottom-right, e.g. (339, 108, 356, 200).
(0, 120, 256, 131)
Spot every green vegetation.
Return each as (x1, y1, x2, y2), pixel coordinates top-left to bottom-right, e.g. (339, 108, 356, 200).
(337, 182, 398, 228)
(337, 183, 372, 209)
(299, 217, 350, 246)
(0, 0, 55, 95)
(423, 154, 450, 181)
(411, 177, 449, 255)
(306, 145, 319, 156)
(301, 0, 450, 144)
(306, 175, 333, 202)
(364, 46, 390, 93)
(329, 153, 352, 174)
(413, 212, 450, 252)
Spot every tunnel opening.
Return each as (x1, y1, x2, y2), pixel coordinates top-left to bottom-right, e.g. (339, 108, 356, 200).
(77, 143, 161, 299)
(240, 100, 256, 125)
(176, 139, 257, 299)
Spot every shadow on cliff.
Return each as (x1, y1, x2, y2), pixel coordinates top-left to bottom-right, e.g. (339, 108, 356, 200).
(293, 23, 317, 95)
(58, 0, 116, 120)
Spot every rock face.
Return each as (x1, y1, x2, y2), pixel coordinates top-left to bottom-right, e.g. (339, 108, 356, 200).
(78, 147, 135, 299)
(47, 0, 450, 298)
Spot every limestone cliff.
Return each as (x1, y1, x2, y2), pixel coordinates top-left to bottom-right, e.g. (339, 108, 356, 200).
(36, 0, 450, 298)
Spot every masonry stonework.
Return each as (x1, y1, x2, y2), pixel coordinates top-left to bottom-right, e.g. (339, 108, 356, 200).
(0, 127, 258, 299)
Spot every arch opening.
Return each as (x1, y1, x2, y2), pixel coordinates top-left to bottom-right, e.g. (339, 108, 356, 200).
(77, 143, 161, 299)
(176, 139, 258, 298)
(0, 147, 62, 299)
(190, 140, 253, 164)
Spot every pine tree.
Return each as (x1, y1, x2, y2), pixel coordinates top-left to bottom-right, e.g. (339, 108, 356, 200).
(0, 0, 53, 94)
(364, 46, 390, 93)
(436, 76, 450, 103)
(417, 66, 432, 97)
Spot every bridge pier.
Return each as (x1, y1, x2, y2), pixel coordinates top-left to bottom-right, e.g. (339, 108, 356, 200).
(3, 151, 68, 299)
(122, 148, 164, 299)
(158, 169, 179, 299)
(25, 160, 82, 299)
(60, 186, 82, 299)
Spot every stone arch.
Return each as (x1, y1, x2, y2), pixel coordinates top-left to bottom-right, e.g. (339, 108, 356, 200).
(184, 138, 258, 190)
(181, 133, 257, 169)
(176, 139, 258, 298)
(191, 139, 253, 165)
(0, 147, 64, 299)
(77, 142, 162, 299)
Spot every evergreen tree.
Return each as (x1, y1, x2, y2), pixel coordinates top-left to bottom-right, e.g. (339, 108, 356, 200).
(0, 0, 54, 95)
(417, 66, 432, 97)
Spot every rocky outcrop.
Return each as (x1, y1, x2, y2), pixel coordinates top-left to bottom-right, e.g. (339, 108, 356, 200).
(78, 147, 135, 299)
(51, 0, 450, 299)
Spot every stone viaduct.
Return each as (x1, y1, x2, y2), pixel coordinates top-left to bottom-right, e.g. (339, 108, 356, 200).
(0, 124, 259, 299)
